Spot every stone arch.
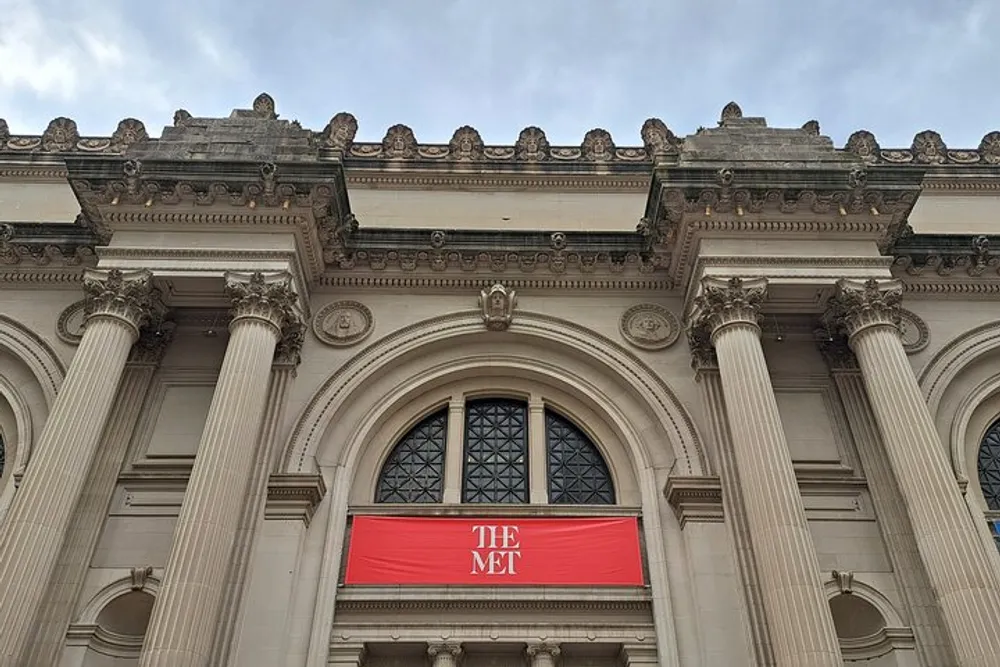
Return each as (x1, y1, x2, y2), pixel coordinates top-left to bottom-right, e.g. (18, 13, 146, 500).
(287, 311, 706, 667)
(283, 310, 705, 476)
(356, 372, 637, 506)
(70, 574, 160, 664)
(823, 578, 917, 663)
(0, 314, 65, 406)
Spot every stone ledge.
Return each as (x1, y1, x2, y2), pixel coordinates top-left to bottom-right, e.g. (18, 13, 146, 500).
(266, 472, 327, 525)
(663, 476, 723, 527)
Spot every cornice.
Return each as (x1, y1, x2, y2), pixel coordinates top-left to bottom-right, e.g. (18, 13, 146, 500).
(349, 504, 642, 517)
(663, 475, 723, 527)
(317, 274, 674, 291)
(334, 586, 653, 613)
(266, 472, 327, 525)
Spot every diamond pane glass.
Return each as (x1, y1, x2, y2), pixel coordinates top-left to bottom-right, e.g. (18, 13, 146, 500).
(462, 399, 528, 503)
(546, 410, 614, 504)
(376, 409, 446, 503)
(979, 420, 1000, 511)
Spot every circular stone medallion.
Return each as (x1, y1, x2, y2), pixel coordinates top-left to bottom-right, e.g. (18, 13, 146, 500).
(312, 300, 374, 347)
(619, 304, 681, 350)
(56, 299, 87, 345)
(898, 308, 929, 354)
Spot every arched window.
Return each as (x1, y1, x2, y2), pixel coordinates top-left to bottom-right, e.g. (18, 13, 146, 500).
(978, 419, 1000, 511)
(462, 399, 529, 504)
(546, 410, 614, 504)
(0, 430, 5, 479)
(375, 397, 615, 505)
(375, 409, 447, 503)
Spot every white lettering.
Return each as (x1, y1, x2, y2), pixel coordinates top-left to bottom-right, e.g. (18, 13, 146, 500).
(470, 524, 522, 575)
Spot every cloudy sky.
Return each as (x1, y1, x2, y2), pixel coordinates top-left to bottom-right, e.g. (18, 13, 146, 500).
(0, 0, 996, 148)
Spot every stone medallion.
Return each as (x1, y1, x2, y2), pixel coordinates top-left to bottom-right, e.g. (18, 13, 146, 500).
(312, 300, 374, 347)
(56, 299, 87, 345)
(619, 304, 681, 350)
(899, 308, 929, 354)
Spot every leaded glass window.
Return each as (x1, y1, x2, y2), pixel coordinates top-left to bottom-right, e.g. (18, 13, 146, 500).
(376, 409, 447, 503)
(546, 410, 614, 504)
(978, 419, 1000, 511)
(462, 399, 528, 503)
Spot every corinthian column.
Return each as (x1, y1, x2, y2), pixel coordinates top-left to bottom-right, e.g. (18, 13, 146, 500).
(691, 277, 841, 667)
(826, 278, 1000, 667)
(0, 269, 155, 666)
(139, 272, 302, 667)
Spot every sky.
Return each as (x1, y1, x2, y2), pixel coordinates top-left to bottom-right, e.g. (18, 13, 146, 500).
(1, 0, 997, 148)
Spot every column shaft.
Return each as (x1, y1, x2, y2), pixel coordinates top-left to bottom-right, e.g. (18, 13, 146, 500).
(0, 269, 152, 665)
(212, 363, 294, 666)
(140, 271, 299, 667)
(851, 324, 1000, 666)
(25, 345, 164, 666)
(697, 367, 774, 666)
(831, 368, 955, 665)
(693, 276, 841, 667)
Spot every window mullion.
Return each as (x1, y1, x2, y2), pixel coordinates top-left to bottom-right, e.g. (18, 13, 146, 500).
(442, 397, 465, 503)
(528, 397, 547, 503)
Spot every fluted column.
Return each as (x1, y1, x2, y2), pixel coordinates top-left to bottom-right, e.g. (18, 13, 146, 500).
(428, 643, 462, 667)
(692, 352, 773, 666)
(139, 271, 302, 667)
(24, 325, 174, 667)
(0, 269, 155, 666)
(820, 339, 955, 666)
(690, 276, 841, 667)
(826, 278, 1000, 667)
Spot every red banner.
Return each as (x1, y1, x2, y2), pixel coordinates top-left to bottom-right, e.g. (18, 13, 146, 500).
(345, 516, 644, 586)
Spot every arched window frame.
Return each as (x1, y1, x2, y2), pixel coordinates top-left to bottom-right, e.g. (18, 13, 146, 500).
(373, 390, 618, 507)
(977, 417, 1000, 513)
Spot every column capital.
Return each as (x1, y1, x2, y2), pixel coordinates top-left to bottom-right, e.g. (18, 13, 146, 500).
(690, 276, 767, 341)
(82, 268, 157, 336)
(526, 643, 561, 659)
(824, 278, 903, 340)
(225, 271, 297, 328)
(687, 326, 718, 372)
(427, 642, 463, 659)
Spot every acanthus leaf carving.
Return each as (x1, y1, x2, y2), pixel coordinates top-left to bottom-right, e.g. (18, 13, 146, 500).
(581, 128, 615, 161)
(691, 276, 767, 338)
(979, 131, 1000, 165)
(515, 126, 550, 161)
(110, 118, 148, 153)
(912, 130, 947, 164)
(129, 321, 176, 365)
(844, 130, 881, 164)
(41, 117, 79, 152)
(823, 278, 903, 339)
(225, 271, 300, 334)
(382, 124, 418, 159)
(82, 268, 156, 333)
(252, 92, 277, 119)
(719, 101, 743, 124)
(448, 125, 485, 161)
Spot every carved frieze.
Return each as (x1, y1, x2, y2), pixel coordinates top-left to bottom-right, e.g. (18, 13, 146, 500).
(312, 300, 374, 348)
(619, 304, 681, 350)
(480, 283, 517, 331)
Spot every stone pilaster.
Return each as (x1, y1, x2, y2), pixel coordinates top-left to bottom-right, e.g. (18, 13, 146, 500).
(0, 268, 155, 666)
(24, 325, 174, 667)
(211, 354, 298, 666)
(428, 642, 462, 667)
(139, 271, 301, 667)
(526, 643, 560, 667)
(695, 363, 774, 666)
(826, 278, 1000, 667)
(690, 276, 841, 667)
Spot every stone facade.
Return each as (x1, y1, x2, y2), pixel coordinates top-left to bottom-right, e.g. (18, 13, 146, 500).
(1, 96, 1000, 666)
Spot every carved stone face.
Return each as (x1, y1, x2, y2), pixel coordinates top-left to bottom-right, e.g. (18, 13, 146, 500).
(491, 293, 504, 311)
(337, 312, 352, 330)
